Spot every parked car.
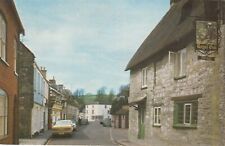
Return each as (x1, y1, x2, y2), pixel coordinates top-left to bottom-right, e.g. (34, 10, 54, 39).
(81, 118, 89, 125)
(102, 118, 111, 127)
(71, 120, 77, 131)
(52, 120, 74, 136)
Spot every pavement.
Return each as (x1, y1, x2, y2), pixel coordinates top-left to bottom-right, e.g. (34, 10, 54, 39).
(19, 130, 52, 145)
(111, 128, 145, 146)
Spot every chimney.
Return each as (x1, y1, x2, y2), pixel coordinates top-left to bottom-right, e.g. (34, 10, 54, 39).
(40, 66, 47, 78)
(49, 76, 56, 86)
(57, 84, 64, 93)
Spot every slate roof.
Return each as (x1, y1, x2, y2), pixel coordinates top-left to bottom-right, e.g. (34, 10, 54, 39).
(125, 0, 221, 71)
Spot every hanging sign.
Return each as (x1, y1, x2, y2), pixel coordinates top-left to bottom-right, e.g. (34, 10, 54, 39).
(195, 21, 218, 60)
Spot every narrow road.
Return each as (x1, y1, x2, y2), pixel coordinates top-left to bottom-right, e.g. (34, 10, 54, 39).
(47, 121, 118, 145)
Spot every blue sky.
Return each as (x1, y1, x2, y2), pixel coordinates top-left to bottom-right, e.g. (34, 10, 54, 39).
(15, 0, 169, 94)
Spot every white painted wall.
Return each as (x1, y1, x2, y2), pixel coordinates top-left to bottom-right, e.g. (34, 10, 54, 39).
(32, 63, 49, 134)
(85, 104, 111, 122)
(31, 103, 45, 135)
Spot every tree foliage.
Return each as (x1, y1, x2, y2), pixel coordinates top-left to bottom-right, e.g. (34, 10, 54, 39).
(95, 87, 114, 104)
(110, 84, 129, 114)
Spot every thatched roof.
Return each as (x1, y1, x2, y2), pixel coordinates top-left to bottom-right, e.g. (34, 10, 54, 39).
(125, 0, 221, 71)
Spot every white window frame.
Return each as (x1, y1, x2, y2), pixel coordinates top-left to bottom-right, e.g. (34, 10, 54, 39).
(0, 13, 6, 62)
(174, 48, 187, 78)
(153, 107, 161, 126)
(13, 39, 17, 74)
(141, 67, 147, 88)
(184, 103, 192, 125)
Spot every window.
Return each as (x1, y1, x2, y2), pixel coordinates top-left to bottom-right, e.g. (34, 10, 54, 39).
(86, 110, 88, 114)
(174, 48, 187, 78)
(184, 104, 191, 125)
(0, 14, 6, 61)
(92, 110, 94, 114)
(141, 67, 147, 88)
(105, 105, 107, 108)
(173, 100, 198, 128)
(14, 39, 17, 73)
(0, 89, 7, 138)
(153, 107, 161, 126)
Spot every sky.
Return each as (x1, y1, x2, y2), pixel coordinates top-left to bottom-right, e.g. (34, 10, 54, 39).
(15, 0, 169, 94)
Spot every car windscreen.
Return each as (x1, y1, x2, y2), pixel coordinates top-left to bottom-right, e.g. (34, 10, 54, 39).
(55, 120, 71, 126)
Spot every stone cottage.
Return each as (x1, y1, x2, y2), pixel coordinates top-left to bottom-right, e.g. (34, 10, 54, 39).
(126, 0, 225, 146)
(18, 43, 49, 138)
(0, 0, 24, 144)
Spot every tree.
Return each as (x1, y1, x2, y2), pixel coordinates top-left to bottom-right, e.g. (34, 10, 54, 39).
(110, 84, 129, 114)
(73, 88, 85, 98)
(108, 89, 115, 104)
(96, 86, 107, 104)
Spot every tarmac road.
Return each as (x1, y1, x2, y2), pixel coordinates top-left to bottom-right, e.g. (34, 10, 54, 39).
(47, 121, 118, 145)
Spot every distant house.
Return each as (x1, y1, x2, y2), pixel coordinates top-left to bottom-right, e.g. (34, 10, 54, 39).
(126, 0, 225, 146)
(0, 0, 24, 144)
(85, 103, 111, 121)
(18, 43, 49, 138)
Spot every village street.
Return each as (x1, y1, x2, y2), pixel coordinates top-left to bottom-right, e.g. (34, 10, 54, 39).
(47, 121, 127, 145)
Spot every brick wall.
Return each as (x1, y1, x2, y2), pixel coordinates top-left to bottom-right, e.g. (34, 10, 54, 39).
(0, 0, 22, 144)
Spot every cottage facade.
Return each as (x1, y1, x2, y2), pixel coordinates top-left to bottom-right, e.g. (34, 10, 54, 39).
(0, 0, 24, 144)
(18, 43, 49, 138)
(126, 0, 225, 146)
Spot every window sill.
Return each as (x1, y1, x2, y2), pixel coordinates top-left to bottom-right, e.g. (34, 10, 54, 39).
(14, 71, 18, 77)
(173, 124, 197, 129)
(0, 58, 9, 67)
(141, 86, 147, 90)
(174, 75, 186, 80)
(153, 124, 161, 127)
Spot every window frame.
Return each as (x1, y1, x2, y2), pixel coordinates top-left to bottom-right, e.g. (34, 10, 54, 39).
(153, 107, 161, 126)
(173, 100, 198, 129)
(141, 67, 148, 88)
(0, 12, 7, 63)
(13, 38, 18, 74)
(174, 48, 187, 79)
(0, 89, 8, 139)
(184, 103, 192, 125)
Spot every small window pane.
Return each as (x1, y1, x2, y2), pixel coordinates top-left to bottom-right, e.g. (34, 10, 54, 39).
(154, 108, 157, 123)
(0, 117, 4, 136)
(184, 104, 191, 124)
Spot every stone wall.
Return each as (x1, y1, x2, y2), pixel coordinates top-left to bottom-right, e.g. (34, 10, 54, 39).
(128, 25, 225, 146)
(18, 43, 35, 138)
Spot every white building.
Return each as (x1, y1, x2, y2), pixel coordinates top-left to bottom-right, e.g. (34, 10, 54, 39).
(32, 64, 49, 135)
(85, 104, 111, 121)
